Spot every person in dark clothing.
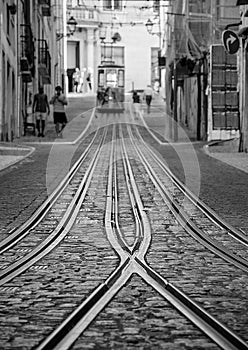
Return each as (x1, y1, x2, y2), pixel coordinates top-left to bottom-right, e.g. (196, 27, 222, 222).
(86, 72, 92, 90)
(32, 86, 50, 137)
(132, 90, 141, 115)
(143, 85, 153, 114)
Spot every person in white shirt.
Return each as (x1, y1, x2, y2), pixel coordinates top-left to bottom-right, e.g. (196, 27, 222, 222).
(49, 86, 68, 137)
(72, 68, 80, 93)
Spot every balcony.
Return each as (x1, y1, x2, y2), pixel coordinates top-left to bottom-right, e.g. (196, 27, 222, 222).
(67, 7, 99, 26)
(38, 0, 51, 16)
(20, 24, 35, 81)
(38, 39, 51, 84)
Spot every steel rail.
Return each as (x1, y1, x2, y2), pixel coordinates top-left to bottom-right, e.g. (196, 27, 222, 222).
(37, 257, 248, 350)
(104, 124, 130, 261)
(0, 129, 101, 254)
(120, 125, 152, 259)
(36, 124, 147, 350)
(134, 258, 248, 350)
(117, 125, 143, 252)
(132, 125, 248, 246)
(0, 128, 108, 285)
(112, 133, 133, 252)
(127, 125, 248, 272)
(36, 124, 248, 350)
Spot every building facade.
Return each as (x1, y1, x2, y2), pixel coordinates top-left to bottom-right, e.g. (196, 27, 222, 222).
(0, 0, 55, 141)
(0, 0, 18, 141)
(236, 1, 248, 152)
(161, 0, 241, 142)
(66, 0, 160, 94)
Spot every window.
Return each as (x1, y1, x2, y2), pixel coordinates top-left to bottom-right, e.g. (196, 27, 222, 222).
(98, 69, 105, 87)
(101, 45, 124, 65)
(153, 0, 160, 13)
(103, 0, 122, 11)
(106, 69, 118, 87)
(118, 70, 124, 87)
(151, 47, 159, 83)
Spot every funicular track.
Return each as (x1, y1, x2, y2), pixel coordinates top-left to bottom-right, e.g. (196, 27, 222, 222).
(0, 118, 248, 349)
(35, 124, 248, 350)
(126, 123, 248, 271)
(0, 127, 108, 285)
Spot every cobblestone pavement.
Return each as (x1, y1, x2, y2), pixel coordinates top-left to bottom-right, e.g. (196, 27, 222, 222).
(0, 93, 247, 233)
(0, 94, 248, 349)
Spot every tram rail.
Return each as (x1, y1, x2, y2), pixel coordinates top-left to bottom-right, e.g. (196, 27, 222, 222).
(0, 115, 248, 349)
(0, 130, 101, 254)
(0, 128, 107, 285)
(36, 124, 248, 350)
(129, 124, 248, 257)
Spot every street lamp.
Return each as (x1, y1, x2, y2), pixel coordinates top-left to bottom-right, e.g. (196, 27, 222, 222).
(67, 16, 77, 34)
(145, 19, 154, 34)
(99, 24, 107, 43)
(56, 16, 77, 41)
(145, 18, 162, 37)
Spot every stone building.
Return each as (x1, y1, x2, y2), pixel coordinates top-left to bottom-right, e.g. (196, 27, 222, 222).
(65, 0, 160, 94)
(0, 0, 56, 141)
(160, 0, 240, 142)
(0, 0, 18, 141)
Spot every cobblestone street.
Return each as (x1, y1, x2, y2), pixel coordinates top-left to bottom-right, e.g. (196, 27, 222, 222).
(0, 95, 248, 349)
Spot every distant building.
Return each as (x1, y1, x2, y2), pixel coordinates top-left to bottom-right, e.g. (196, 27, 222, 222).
(66, 0, 160, 93)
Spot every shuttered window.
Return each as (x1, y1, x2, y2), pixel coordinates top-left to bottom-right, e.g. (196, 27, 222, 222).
(103, 0, 122, 10)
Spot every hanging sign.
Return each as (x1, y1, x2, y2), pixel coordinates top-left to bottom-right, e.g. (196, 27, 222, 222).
(222, 30, 240, 54)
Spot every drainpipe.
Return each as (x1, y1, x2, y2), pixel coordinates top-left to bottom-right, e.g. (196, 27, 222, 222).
(15, 0, 20, 138)
(63, 1, 68, 95)
(196, 67, 201, 140)
(0, 9, 2, 140)
(173, 60, 178, 142)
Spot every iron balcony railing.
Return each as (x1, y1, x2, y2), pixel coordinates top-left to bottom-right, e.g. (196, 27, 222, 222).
(67, 7, 99, 23)
(38, 39, 51, 84)
(38, 0, 51, 16)
(20, 24, 35, 78)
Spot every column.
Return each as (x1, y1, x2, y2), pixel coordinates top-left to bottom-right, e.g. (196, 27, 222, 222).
(86, 28, 95, 92)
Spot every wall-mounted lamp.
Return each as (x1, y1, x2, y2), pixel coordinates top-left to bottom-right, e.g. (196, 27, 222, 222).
(145, 19, 154, 34)
(111, 32, 121, 43)
(98, 23, 121, 44)
(99, 24, 107, 43)
(145, 18, 161, 37)
(7, 4, 17, 15)
(56, 16, 77, 41)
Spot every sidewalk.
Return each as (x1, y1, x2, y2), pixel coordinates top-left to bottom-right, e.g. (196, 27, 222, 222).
(0, 92, 248, 174)
(134, 92, 248, 174)
(0, 93, 96, 171)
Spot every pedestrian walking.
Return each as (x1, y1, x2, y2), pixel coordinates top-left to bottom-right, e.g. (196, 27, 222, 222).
(32, 86, 50, 137)
(79, 70, 84, 93)
(72, 68, 80, 93)
(143, 84, 153, 114)
(49, 86, 68, 137)
(86, 72, 92, 91)
(132, 90, 141, 116)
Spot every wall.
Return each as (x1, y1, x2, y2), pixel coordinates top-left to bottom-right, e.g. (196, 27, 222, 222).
(118, 24, 158, 92)
(0, 0, 17, 141)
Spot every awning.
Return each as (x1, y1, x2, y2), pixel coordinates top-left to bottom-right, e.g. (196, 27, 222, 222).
(238, 26, 248, 37)
(236, 0, 248, 5)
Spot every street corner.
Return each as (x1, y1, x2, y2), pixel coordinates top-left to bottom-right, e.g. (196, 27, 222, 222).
(0, 144, 35, 172)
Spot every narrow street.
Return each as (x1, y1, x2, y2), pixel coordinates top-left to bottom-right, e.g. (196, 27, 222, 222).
(0, 95, 247, 349)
